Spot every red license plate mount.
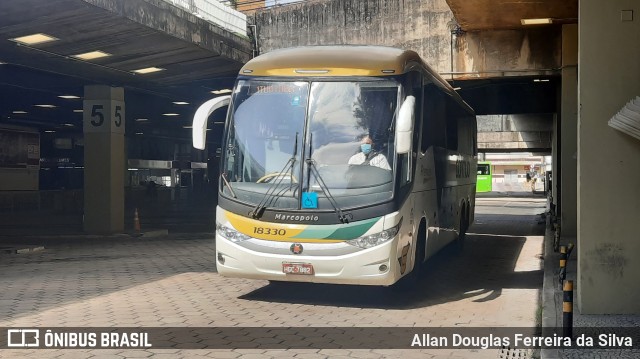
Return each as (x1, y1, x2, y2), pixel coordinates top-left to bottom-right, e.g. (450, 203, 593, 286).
(282, 262, 314, 275)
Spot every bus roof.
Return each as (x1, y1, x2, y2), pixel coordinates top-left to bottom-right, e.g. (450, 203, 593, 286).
(240, 45, 424, 77)
(240, 45, 474, 115)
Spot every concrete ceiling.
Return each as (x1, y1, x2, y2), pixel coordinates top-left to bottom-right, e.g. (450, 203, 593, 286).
(445, 0, 578, 31)
(0, 0, 571, 138)
(0, 0, 251, 136)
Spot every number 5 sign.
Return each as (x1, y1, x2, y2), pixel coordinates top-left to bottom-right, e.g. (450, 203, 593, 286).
(83, 100, 125, 134)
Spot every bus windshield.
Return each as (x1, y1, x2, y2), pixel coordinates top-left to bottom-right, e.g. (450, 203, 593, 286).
(476, 162, 492, 193)
(222, 78, 399, 210)
(477, 164, 490, 175)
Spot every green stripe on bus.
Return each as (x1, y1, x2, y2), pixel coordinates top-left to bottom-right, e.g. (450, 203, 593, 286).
(291, 217, 380, 241)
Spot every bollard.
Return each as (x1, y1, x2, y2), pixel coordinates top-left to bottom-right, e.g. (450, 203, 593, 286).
(563, 280, 573, 338)
(559, 245, 567, 283)
(134, 208, 141, 233)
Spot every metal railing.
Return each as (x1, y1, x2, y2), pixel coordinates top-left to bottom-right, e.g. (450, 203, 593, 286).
(163, 0, 247, 36)
(233, 0, 307, 11)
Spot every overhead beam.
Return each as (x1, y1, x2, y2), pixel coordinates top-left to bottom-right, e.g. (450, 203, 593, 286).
(82, 0, 252, 63)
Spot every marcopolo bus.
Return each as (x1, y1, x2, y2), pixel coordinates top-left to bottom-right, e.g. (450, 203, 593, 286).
(192, 46, 477, 286)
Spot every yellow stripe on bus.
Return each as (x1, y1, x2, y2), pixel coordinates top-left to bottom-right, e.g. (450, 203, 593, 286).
(224, 211, 346, 243)
(223, 211, 311, 239)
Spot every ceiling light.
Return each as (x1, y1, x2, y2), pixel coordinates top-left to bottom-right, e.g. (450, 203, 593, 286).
(173, 101, 189, 105)
(533, 79, 550, 82)
(73, 109, 83, 113)
(44, 130, 56, 133)
(213, 121, 225, 125)
(183, 126, 193, 129)
(12, 110, 27, 114)
(10, 33, 59, 45)
(211, 89, 232, 95)
(132, 67, 165, 74)
(521, 18, 553, 25)
(34, 104, 56, 108)
(135, 132, 143, 135)
(62, 123, 74, 127)
(72, 50, 111, 60)
(58, 95, 81, 99)
(0, 61, 6, 65)
(162, 113, 179, 116)
(453, 87, 462, 91)
(135, 118, 149, 122)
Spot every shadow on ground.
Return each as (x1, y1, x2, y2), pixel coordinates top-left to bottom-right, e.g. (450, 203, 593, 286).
(240, 225, 542, 310)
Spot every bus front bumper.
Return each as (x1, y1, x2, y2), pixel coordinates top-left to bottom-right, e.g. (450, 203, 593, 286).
(215, 235, 402, 286)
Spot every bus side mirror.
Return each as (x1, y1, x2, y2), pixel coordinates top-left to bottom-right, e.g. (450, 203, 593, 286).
(192, 95, 231, 150)
(395, 96, 415, 154)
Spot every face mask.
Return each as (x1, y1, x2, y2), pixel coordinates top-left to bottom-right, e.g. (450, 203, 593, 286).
(361, 143, 372, 155)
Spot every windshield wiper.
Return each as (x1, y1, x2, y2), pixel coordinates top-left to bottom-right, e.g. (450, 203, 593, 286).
(306, 159, 352, 224)
(250, 133, 299, 219)
(221, 172, 237, 198)
(306, 133, 352, 224)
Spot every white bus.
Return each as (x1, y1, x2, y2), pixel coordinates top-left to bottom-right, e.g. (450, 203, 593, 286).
(193, 46, 477, 286)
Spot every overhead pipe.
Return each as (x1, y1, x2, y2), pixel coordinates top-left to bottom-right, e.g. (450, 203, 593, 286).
(450, 24, 465, 82)
(247, 24, 259, 58)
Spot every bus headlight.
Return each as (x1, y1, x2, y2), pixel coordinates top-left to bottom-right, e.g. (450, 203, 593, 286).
(216, 223, 251, 243)
(346, 219, 402, 249)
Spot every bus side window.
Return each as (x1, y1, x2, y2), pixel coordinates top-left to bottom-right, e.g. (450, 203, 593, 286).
(421, 84, 446, 152)
(456, 111, 476, 156)
(445, 96, 459, 152)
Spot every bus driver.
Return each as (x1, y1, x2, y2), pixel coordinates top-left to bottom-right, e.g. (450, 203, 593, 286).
(348, 135, 391, 170)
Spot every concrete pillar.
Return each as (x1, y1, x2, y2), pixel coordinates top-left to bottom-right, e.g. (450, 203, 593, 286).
(578, 0, 640, 313)
(560, 24, 578, 238)
(83, 86, 125, 233)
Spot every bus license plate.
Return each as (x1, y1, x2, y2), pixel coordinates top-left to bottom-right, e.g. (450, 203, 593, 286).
(282, 263, 314, 275)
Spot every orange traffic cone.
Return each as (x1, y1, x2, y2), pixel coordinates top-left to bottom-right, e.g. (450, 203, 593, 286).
(134, 208, 141, 233)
